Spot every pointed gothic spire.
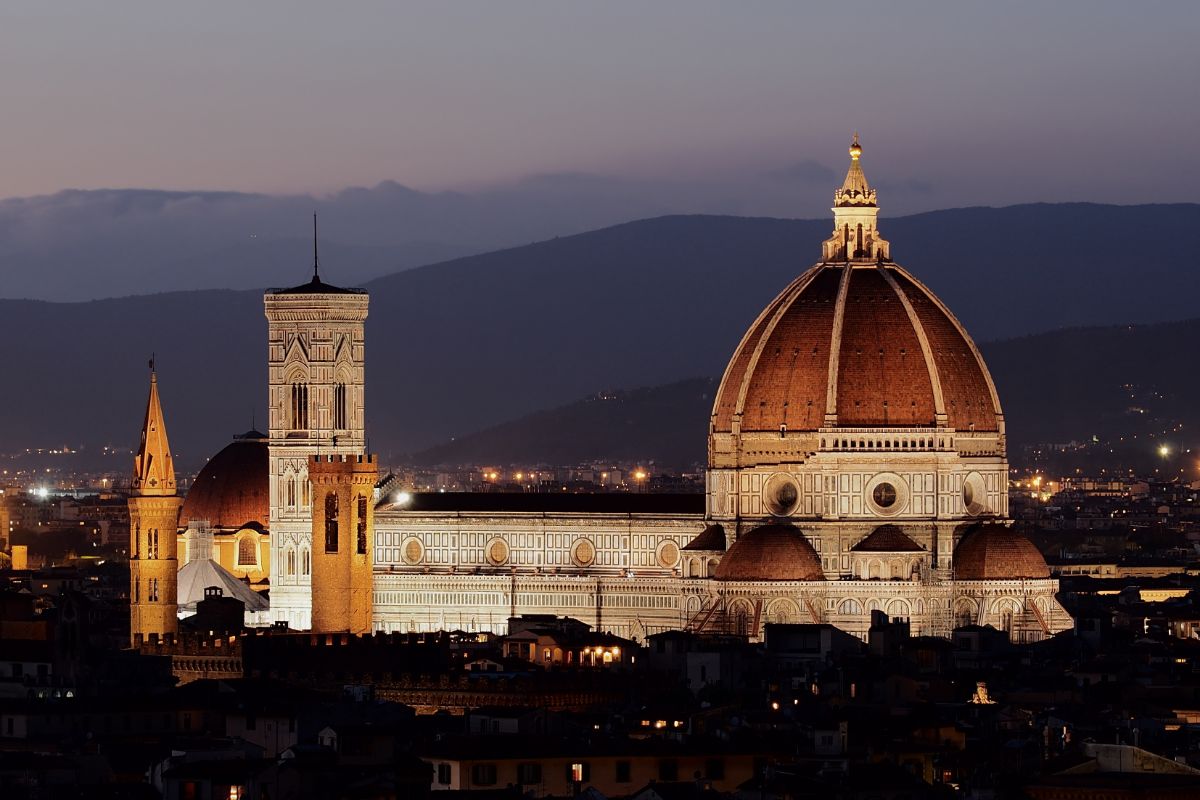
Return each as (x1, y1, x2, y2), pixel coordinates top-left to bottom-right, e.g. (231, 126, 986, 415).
(132, 362, 177, 497)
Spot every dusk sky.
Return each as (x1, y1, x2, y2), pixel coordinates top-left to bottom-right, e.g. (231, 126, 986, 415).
(4, 2, 1199, 214)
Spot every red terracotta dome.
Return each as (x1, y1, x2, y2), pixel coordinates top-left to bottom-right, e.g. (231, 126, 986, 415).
(711, 263, 1001, 435)
(952, 524, 1049, 580)
(181, 431, 269, 530)
(714, 524, 825, 581)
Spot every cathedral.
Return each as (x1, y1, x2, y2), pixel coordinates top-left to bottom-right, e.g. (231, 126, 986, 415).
(128, 137, 1072, 646)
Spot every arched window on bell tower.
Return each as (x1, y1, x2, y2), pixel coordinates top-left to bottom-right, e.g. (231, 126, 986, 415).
(333, 383, 347, 430)
(290, 383, 309, 431)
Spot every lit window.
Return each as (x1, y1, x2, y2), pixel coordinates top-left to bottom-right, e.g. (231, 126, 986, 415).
(237, 537, 257, 567)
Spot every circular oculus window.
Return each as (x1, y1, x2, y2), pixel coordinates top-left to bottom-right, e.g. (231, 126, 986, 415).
(764, 473, 801, 517)
(402, 537, 424, 565)
(962, 471, 990, 516)
(571, 538, 596, 567)
(656, 540, 681, 569)
(865, 473, 908, 517)
(486, 537, 509, 566)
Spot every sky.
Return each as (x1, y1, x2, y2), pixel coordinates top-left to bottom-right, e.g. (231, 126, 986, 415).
(2, 1, 1199, 215)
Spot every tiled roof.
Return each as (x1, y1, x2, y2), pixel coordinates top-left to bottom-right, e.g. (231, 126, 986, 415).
(851, 524, 924, 552)
(683, 523, 726, 552)
(181, 432, 269, 529)
(713, 524, 824, 581)
(953, 524, 1050, 580)
(712, 263, 1000, 434)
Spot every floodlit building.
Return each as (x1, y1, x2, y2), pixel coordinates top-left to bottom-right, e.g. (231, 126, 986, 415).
(154, 138, 1071, 643)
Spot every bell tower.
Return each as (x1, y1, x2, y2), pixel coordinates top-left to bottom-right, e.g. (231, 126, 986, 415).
(309, 453, 377, 633)
(263, 218, 369, 630)
(128, 364, 182, 645)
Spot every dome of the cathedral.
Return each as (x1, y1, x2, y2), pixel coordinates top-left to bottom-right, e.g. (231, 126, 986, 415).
(713, 524, 825, 581)
(952, 524, 1049, 580)
(711, 262, 1001, 436)
(180, 431, 269, 530)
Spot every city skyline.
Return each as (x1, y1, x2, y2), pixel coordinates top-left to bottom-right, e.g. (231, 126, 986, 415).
(5, 6, 1200, 797)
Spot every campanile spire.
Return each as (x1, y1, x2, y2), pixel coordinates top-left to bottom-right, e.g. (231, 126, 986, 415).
(132, 362, 176, 496)
(822, 134, 890, 262)
(129, 363, 182, 645)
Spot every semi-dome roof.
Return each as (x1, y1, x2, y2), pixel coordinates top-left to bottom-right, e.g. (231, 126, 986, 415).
(181, 431, 269, 530)
(713, 524, 825, 581)
(953, 524, 1049, 580)
(711, 262, 1001, 436)
(683, 523, 727, 552)
(851, 524, 924, 552)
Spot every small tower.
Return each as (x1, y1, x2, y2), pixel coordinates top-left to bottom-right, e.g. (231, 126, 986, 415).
(822, 133, 891, 262)
(308, 453, 377, 634)
(128, 364, 182, 645)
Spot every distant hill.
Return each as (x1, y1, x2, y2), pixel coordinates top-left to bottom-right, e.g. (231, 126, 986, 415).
(2, 205, 1199, 472)
(412, 379, 718, 468)
(412, 320, 1200, 472)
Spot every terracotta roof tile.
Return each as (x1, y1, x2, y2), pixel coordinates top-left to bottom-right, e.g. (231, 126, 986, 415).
(851, 524, 924, 552)
(181, 433, 269, 530)
(953, 524, 1049, 580)
(683, 523, 726, 552)
(714, 524, 824, 581)
(711, 263, 1001, 436)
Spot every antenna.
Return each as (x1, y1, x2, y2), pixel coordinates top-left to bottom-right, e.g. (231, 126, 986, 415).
(312, 212, 320, 281)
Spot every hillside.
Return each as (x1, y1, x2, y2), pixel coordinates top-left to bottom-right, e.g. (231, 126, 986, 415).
(2, 205, 1198, 472)
(412, 379, 718, 468)
(412, 320, 1200, 472)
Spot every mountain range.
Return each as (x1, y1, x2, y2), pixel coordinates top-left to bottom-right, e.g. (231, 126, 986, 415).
(0, 167, 857, 302)
(2, 204, 1198, 473)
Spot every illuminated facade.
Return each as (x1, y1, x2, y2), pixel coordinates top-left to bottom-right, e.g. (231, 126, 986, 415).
(263, 264, 369, 630)
(161, 138, 1071, 643)
(368, 138, 1071, 643)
